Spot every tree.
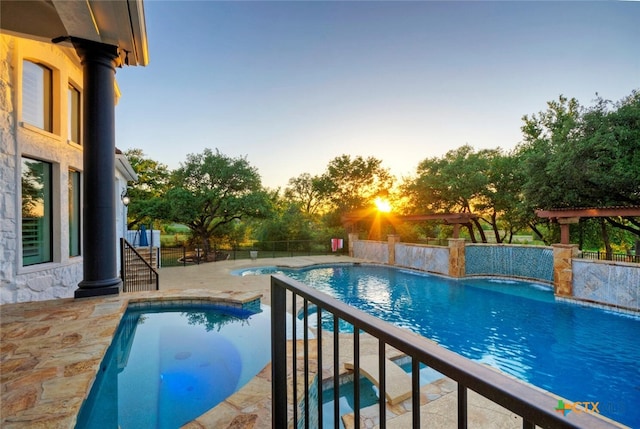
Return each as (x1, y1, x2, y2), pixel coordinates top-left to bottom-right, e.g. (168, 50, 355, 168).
(123, 149, 171, 230)
(478, 150, 529, 243)
(322, 155, 394, 219)
(405, 145, 499, 242)
(284, 173, 332, 216)
(164, 149, 271, 257)
(517, 91, 640, 246)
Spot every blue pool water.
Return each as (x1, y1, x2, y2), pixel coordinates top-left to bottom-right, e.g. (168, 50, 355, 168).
(76, 303, 271, 429)
(238, 263, 640, 427)
(322, 361, 444, 429)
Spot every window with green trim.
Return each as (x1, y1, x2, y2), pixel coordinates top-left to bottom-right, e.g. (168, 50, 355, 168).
(69, 169, 81, 257)
(21, 158, 53, 265)
(68, 84, 81, 144)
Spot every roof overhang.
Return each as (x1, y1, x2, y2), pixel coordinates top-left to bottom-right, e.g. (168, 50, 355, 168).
(0, 0, 149, 67)
(116, 152, 138, 182)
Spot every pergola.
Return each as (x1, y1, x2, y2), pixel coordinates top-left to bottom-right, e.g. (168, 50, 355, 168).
(536, 207, 640, 244)
(342, 212, 478, 239)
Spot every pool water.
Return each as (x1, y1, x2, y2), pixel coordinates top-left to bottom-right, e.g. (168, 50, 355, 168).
(322, 362, 444, 429)
(243, 264, 640, 427)
(76, 303, 271, 429)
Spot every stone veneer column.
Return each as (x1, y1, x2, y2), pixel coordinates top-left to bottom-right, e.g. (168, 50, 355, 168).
(387, 234, 400, 265)
(448, 238, 466, 278)
(552, 244, 578, 296)
(348, 233, 359, 258)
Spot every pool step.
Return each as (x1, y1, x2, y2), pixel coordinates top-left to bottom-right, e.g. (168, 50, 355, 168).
(344, 355, 412, 405)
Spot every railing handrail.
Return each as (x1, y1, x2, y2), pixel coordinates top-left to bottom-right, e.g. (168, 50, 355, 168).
(120, 238, 159, 291)
(271, 274, 620, 429)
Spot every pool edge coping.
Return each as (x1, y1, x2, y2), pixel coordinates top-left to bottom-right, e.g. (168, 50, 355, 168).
(0, 288, 265, 429)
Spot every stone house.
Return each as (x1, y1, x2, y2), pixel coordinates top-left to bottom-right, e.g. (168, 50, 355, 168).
(0, 1, 149, 303)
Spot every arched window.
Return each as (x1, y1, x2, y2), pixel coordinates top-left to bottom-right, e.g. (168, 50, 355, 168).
(22, 60, 53, 132)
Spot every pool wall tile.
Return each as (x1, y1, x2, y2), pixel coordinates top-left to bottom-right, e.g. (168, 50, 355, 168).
(394, 243, 449, 275)
(465, 244, 554, 283)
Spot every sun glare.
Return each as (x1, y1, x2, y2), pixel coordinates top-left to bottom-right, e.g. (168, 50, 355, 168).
(374, 197, 392, 213)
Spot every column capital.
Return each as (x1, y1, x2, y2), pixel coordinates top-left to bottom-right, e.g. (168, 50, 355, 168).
(53, 36, 120, 67)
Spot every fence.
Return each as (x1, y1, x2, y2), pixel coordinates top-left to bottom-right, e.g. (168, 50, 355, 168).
(271, 274, 618, 429)
(125, 229, 161, 248)
(159, 239, 347, 267)
(580, 250, 639, 264)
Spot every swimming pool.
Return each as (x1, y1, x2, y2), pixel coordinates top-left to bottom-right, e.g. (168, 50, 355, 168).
(238, 263, 640, 427)
(76, 302, 271, 429)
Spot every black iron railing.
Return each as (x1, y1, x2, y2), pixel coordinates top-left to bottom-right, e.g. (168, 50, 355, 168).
(120, 238, 159, 292)
(271, 274, 619, 429)
(159, 239, 347, 267)
(580, 250, 639, 264)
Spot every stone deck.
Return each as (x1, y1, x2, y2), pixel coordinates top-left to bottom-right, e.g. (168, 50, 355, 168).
(0, 289, 264, 428)
(1, 256, 628, 428)
(0, 255, 354, 428)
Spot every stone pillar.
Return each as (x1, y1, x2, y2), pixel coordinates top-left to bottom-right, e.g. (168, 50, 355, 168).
(552, 244, 578, 297)
(348, 233, 359, 258)
(448, 238, 466, 278)
(73, 39, 122, 298)
(387, 234, 400, 265)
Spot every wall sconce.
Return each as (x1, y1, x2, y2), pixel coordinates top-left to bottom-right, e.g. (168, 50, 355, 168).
(121, 189, 130, 206)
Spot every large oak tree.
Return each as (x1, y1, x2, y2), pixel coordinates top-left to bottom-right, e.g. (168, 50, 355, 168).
(163, 148, 271, 256)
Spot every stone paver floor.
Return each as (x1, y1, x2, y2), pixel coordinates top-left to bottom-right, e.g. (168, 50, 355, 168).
(2, 256, 625, 428)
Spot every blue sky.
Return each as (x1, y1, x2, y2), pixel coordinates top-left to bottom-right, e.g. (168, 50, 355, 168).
(115, 1, 639, 189)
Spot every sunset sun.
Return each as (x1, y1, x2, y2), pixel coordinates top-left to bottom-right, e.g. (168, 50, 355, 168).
(374, 197, 391, 213)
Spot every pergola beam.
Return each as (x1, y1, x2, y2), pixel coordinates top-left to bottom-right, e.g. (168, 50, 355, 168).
(341, 212, 477, 239)
(536, 206, 640, 245)
(536, 207, 640, 219)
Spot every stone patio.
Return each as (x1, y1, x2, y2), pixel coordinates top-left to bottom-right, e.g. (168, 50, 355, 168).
(1, 255, 629, 428)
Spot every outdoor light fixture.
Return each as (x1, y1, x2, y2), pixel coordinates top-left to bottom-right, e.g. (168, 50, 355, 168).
(121, 189, 130, 206)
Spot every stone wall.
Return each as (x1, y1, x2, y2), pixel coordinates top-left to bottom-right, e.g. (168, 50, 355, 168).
(350, 236, 638, 313)
(353, 240, 388, 264)
(394, 243, 449, 275)
(1, 35, 84, 304)
(552, 244, 578, 296)
(572, 259, 640, 311)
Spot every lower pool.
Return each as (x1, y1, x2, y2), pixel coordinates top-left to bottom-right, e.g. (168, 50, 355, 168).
(239, 263, 640, 427)
(76, 302, 271, 429)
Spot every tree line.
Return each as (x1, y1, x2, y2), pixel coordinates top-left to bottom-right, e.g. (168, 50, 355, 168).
(124, 90, 640, 256)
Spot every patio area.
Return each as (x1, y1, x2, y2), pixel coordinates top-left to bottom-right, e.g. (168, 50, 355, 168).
(0, 255, 352, 428)
(2, 255, 614, 429)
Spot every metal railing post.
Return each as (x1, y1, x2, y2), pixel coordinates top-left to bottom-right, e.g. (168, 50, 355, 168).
(271, 277, 288, 428)
(458, 384, 467, 429)
(120, 238, 126, 291)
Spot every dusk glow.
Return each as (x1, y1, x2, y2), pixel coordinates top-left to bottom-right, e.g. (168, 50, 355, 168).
(115, 1, 639, 188)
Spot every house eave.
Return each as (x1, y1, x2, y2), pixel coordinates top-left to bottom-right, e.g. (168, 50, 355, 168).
(0, 0, 149, 67)
(116, 153, 139, 182)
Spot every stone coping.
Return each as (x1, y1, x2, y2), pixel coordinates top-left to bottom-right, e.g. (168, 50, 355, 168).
(0, 289, 263, 429)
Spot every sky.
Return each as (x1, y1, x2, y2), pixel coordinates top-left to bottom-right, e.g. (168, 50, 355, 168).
(114, 1, 639, 189)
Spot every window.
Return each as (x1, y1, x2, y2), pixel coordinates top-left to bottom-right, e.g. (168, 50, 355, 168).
(21, 158, 53, 265)
(68, 84, 81, 144)
(69, 170, 81, 257)
(22, 60, 52, 132)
